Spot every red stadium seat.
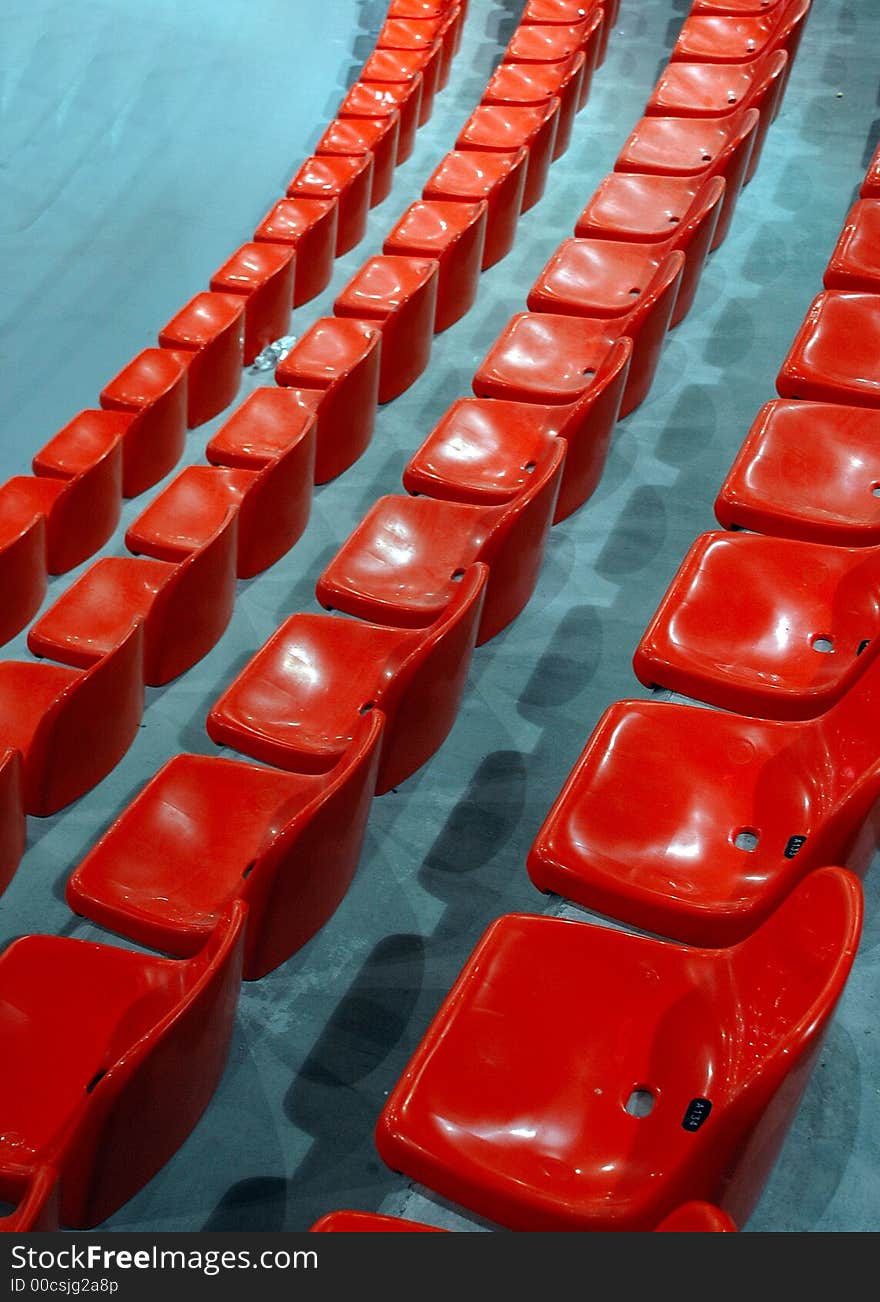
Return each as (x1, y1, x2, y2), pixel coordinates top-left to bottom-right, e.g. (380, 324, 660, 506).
(455, 101, 560, 211)
(316, 442, 565, 643)
(0, 904, 246, 1228)
(376, 869, 861, 1230)
(207, 565, 487, 794)
(0, 749, 25, 898)
(99, 348, 188, 496)
(378, 17, 455, 87)
(522, 3, 608, 81)
(527, 236, 684, 320)
(361, 48, 441, 126)
(206, 386, 321, 473)
(383, 200, 488, 331)
(310, 1210, 444, 1231)
(253, 198, 339, 306)
(67, 713, 382, 981)
(528, 676, 880, 945)
(691, 0, 789, 13)
(158, 293, 245, 428)
(482, 54, 587, 159)
(0, 481, 52, 644)
(633, 530, 880, 718)
(823, 200, 880, 293)
(423, 149, 529, 269)
(656, 1203, 737, 1232)
(860, 140, 880, 199)
(715, 400, 880, 545)
(777, 292, 880, 408)
(505, 20, 601, 70)
(333, 256, 439, 403)
(315, 114, 401, 208)
(0, 1166, 60, 1233)
(30, 411, 124, 570)
(0, 626, 143, 816)
(29, 514, 238, 687)
(474, 254, 682, 418)
(339, 79, 424, 164)
(209, 243, 297, 365)
(403, 338, 631, 521)
(286, 155, 374, 256)
(275, 318, 382, 483)
(673, 0, 811, 66)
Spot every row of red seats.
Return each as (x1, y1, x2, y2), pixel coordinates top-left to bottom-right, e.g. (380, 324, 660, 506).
(0, 0, 469, 651)
(0, 0, 625, 1232)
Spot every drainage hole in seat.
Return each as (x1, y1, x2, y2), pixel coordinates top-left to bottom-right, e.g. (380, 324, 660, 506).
(625, 1087, 655, 1118)
(242, 860, 256, 879)
(701, 152, 713, 162)
(811, 635, 834, 653)
(450, 569, 465, 581)
(668, 214, 680, 223)
(86, 1069, 107, 1094)
(872, 484, 880, 497)
(734, 828, 760, 853)
(857, 638, 870, 655)
(583, 366, 596, 376)
(728, 92, 738, 104)
(524, 460, 537, 472)
(359, 701, 376, 715)
(629, 287, 641, 296)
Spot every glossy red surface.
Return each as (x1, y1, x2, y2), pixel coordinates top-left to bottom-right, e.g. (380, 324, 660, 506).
(504, 20, 593, 66)
(209, 243, 296, 365)
(715, 399, 880, 545)
(317, 443, 564, 643)
(0, 626, 143, 816)
(253, 198, 339, 306)
(474, 254, 681, 418)
(692, 0, 788, 13)
(673, 1, 808, 64)
(30, 515, 237, 686)
(339, 79, 423, 164)
(376, 870, 862, 1230)
(656, 1202, 737, 1232)
(423, 148, 529, 269)
(456, 101, 560, 211)
(207, 564, 487, 793)
(378, 17, 455, 88)
(523, 0, 601, 22)
(384, 200, 488, 331)
(615, 109, 759, 249)
(315, 114, 401, 207)
(0, 905, 245, 1227)
(860, 140, 880, 199)
(361, 47, 440, 125)
(206, 385, 321, 470)
(0, 749, 25, 898)
(528, 236, 673, 318)
(31, 410, 125, 572)
(334, 255, 439, 403)
(310, 1210, 444, 1232)
(575, 174, 725, 326)
(0, 482, 52, 644)
(275, 318, 382, 482)
(528, 667, 880, 944)
(634, 530, 880, 718)
(405, 340, 631, 521)
(777, 291, 880, 408)
(158, 293, 245, 428)
(0, 1165, 60, 1233)
(482, 54, 586, 159)
(99, 347, 188, 496)
(824, 200, 880, 293)
(286, 155, 374, 256)
(68, 714, 382, 981)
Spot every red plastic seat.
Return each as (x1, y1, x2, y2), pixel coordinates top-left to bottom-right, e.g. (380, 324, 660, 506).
(310, 1210, 444, 1232)
(253, 198, 339, 306)
(361, 48, 441, 126)
(275, 318, 382, 483)
(100, 348, 188, 496)
(315, 114, 401, 208)
(527, 236, 682, 321)
(633, 529, 880, 719)
(0, 481, 53, 644)
(403, 338, 631, 521)
(860, 140, 880, 199)
(67, 713, 382, 981)
(482, 54, 586, 159)
(615, 109, 759, 249)
(0, 626, 143, 816)
(0, 1166, 60, 1233)
(207, 564, 487, 794)
(378, 17, 455, 86)
(30, 410, 125, 569)
(823, 200, 880, 293)
(777, 291, 880, 408)
(29, 515, 237, 687)
(0, 749, 25, 898)
(455, 101, 560, 212)
(656, 1203, 737, 1232)
(528, 671, 880, 945)
(0, 904, 246, 1228)
(128, 428, 314, 579)
(673, 0, 810, 65)
(647, 50, 787, 183)
(522, 2, 609, 76)
(575, 174, 725, 325)
(158, 293, 244, 428)
(423, 148, 529, 269)
(316, 442, 565, 643)
(691, 0, 789, 13)
(474, 254, 682, 419)
(716, 400, 880, 545)
(286, 155, 374, 256)
(338, 79, 424, 164)
(504, 20, 597, 68)
(333, 256, 439, 403)
(209, 243, 296, 365)
(205, 385, 321, 472)
(377, 870, 861, 1231)
(383, 200, 488, 332)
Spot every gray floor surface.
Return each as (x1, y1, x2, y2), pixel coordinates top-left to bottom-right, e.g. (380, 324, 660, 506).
(1, 0, 878, 1232)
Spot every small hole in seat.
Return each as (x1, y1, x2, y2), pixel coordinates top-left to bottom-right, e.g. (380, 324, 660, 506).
(734, 829, 760, 853)
(701, 152, 712, 162)
(857, 638, 870, 655)
(629, 287, 641, 296)
(812, 635, 834, 653)
(728, 92, 737, 104)
(625, 1088, 655, 1118)
(450, 569, 465, 581)
(242, 860, 256, 879)
(668, 214, 680, 223)
(86, 1069, 107, 1094)
(523, 460, 537, 472)
(583, 366, 596, 376)
(872, 484, 880, 498)
(359, 701, 375, 714)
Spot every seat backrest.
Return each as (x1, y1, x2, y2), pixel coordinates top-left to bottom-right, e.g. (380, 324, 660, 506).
(817, 643, 880, 790)
(552, 336, 633, 441)
(55, 902, 247, 1227)
(0, 747, 25, 896)
(236, 419, 316, 575)
(675, 174, 726, 247)
(484, 439, 566, 558)
(42, 437, 123, 575)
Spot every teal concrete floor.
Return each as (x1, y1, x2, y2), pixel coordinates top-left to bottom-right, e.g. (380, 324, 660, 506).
(1, 0, 877, 1232)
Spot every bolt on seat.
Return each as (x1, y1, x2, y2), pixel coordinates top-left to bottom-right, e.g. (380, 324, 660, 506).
(376, 868, 861, 1230)
(633, 529, 880, 719)
(207, 564, 487, 794)
(99, 348, 188, 496)
(455, 100, 560, 211)
(383, 200, 488, 332)
(423, 148, 529, 269)
(67, 712, 382, 981)
(777, 291, 880, 408)
(158, 293, 245, 428)
(286, 155, 374, 256)
(0, 749, 25, 898)
(333, 256, 439, 403)
(209, 243, 296, 365)
(253, 198, 338, 306)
